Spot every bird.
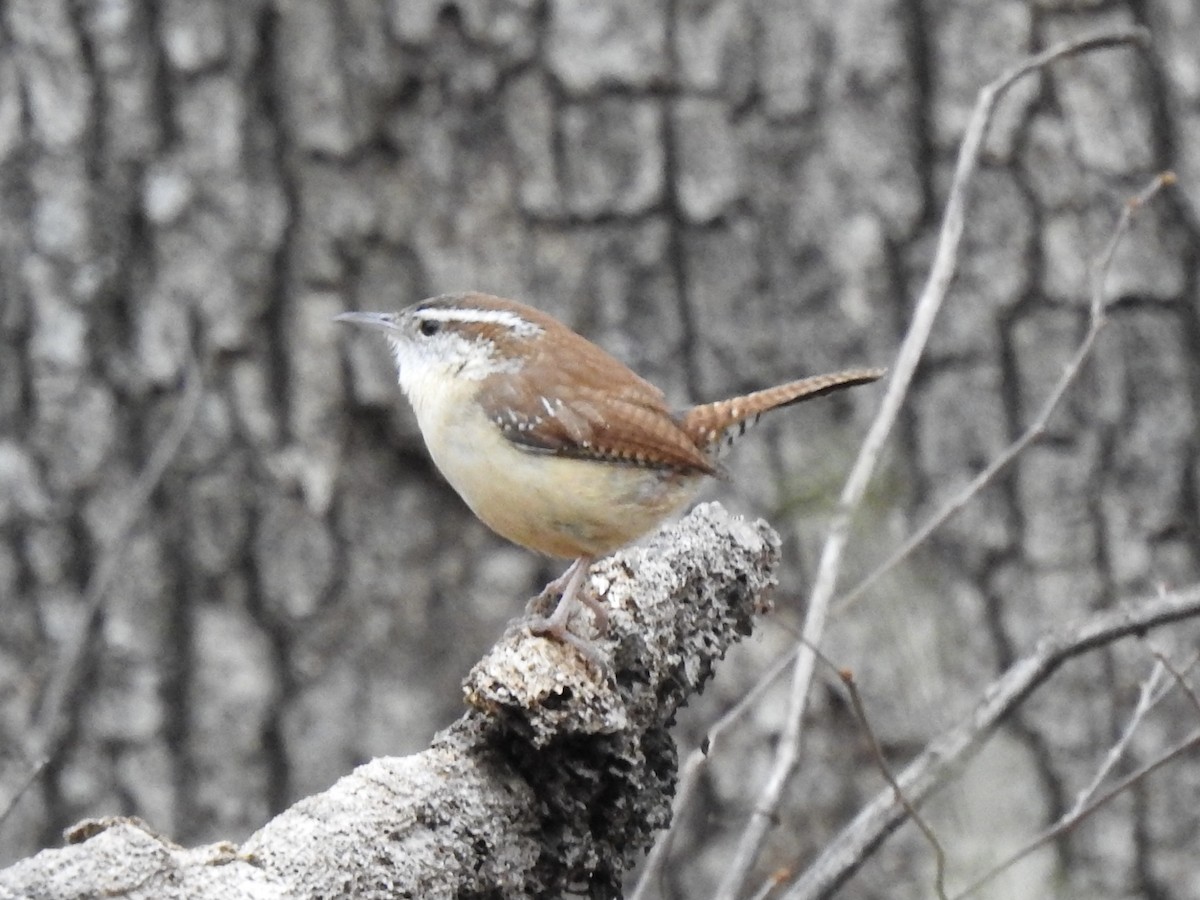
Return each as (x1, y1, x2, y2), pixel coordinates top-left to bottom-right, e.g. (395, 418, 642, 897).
(336, 292, 883, 662)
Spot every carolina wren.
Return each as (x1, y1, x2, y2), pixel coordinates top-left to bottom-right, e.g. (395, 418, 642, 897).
(336, 292, 883, 661)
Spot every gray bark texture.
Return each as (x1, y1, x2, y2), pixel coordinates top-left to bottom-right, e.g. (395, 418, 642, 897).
(0, 504, 779, 898)
(0, 1, 1199, 899)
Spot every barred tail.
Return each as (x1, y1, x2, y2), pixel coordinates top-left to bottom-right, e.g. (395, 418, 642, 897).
(680, 367, 884, 452)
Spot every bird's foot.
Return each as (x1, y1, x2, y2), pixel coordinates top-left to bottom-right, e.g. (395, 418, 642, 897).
(526, 555, 610, 668)
(526, 614, 609, 671)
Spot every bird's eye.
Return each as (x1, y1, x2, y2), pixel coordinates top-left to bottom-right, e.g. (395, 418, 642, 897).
(418, 318, 441, 337)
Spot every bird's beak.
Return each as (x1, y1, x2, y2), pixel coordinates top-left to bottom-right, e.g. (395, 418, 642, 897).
(333, 311, 399, 334)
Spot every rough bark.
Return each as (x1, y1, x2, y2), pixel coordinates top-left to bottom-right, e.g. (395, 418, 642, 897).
(0, 504, 779, 898)
(0, 2, 1198, 899)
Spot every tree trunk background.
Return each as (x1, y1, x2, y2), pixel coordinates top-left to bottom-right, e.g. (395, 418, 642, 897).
(1, 2, 1198, 899)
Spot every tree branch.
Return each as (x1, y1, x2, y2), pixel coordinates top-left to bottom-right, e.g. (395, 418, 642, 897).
(950, 649, 1199, 899)
(778, 583, 1200, 900)
(714, 27, 1153, 897)
(0, 503, 778, 899)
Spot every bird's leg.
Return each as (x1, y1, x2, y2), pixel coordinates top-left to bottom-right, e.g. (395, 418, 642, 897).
(531, 555, 601, 632)
(535, 556, 583, 604)
(527, 555, 609, 665)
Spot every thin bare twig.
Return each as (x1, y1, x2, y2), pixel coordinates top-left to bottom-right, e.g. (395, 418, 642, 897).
(630, 647, 799, 899)
(950, 727, 1200, 899)
(714, 27, 1152, 898)
(776, 166, 1172, 898)
(1068, 658, 1166, 819)
(746, 638, 950, 900)
(800, 168, 1173, 900)
(1152, 649, 1200, 719)
(837, 170, 1176, 615)
(840, 670, 948, 900)
(21, 359, 205, 773)
(832, 649, 944, 898)
(777, 584, 1200, 900)
(747, 873, 786, 900)
(1061, 727, 1200, 831)
(948, 647, 1197, 898)
(0, 758, 48, 832)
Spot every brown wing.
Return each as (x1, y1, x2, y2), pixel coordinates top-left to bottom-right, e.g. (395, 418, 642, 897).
(477, 319, 717, 475)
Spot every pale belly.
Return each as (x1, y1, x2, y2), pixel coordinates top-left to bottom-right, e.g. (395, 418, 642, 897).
(420, 401, 704, 559)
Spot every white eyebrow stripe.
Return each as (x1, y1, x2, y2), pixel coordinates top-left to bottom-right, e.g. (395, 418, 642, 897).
(416, 307, 543, 336)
